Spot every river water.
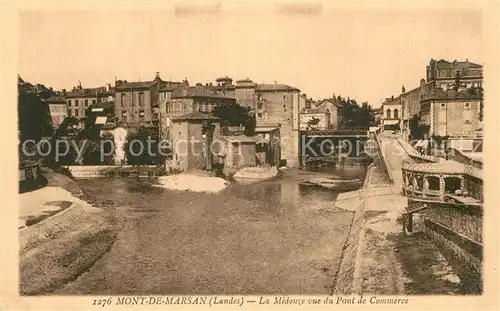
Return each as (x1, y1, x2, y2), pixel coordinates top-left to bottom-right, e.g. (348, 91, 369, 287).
(57, 166, 366, 295)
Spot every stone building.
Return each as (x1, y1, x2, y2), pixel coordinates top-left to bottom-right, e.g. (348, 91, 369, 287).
(299, 93, 315, 111)
(426, 59, 483, 91)
(299, 108, 330, 130)
(419, 89, 483, 141)
(64, 82, 100, 120)
(381, 95, 401, 131)
(158, 84, 236, 140)
(46, 96, 68, 129)
(314, 98, 342, 129)
(115, 72, 187, 126)
(169, 112, 221, 172)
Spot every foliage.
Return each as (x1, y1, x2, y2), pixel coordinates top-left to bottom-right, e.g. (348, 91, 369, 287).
(213, 103, 251, 126)
(124, 126, 165, 165)
(54, 116, 79, 138)
(307, 117, 321, 129)
(244, 111, 257, 136)
(337, 98, 375, 128)
(18, 84, 53, 142)
(409, 113, 423, 140)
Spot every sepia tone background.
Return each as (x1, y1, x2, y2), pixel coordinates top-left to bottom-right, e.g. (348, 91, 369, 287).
(1, 0, 499, 310)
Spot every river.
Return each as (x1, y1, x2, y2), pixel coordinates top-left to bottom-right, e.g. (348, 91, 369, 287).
(56, 166, 366, 295)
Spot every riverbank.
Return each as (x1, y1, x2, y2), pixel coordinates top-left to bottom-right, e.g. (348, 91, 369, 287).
(19, 170, 119, 295)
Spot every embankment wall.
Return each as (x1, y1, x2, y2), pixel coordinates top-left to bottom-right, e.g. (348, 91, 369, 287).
(332, 164, 373, 294)
(423, 203, 483, 292)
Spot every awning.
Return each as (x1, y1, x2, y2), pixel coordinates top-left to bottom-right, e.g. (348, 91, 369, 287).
(95, 116, 107, 125)
(383, 120, 400, 125)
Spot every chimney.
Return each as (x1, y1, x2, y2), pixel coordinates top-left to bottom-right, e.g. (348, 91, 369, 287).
(106, 83, 111, 91)
(62, 89, 67, 96)
(156, 72, 160, 79)
(466, 58, 468, 63)
(391, 95, 394, 100)
(453, 60, 457, 65)
(303, 93, 307, 98)
(274, 81, 277, 85)
(420, 78, 426, 88)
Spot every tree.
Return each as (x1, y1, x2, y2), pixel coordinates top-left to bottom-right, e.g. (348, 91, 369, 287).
(409, 113, 423, 140)
(54, 116, 79, 138)
(18, 84, 53, 143)
(213, 103, 251, 126)
(124, 126, 165, 165)
(244, 110, 257, 136)
(307, 117, 321, 129)
(337, 97, 374, 128)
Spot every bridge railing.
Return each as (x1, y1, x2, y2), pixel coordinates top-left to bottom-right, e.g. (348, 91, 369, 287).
(369, 131, 394, 183)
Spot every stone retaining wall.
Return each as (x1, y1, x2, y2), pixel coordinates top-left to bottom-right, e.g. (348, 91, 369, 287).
(423, 202, 483, 292)
(331, 164, 373, 294)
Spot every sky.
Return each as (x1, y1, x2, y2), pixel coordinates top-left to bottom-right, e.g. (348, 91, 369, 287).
(18, 5, 482, 107)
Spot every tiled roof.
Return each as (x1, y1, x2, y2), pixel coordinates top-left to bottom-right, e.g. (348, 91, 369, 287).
(435, 59, 482, 69)
(256, 83, 300, 92)
(115, 81, 155, 89)
(421, 89, 483, 102)
(171, 86, 235, 100)
(46, 96, 67, 103)
(316, 98, 342, 108)
(171, 111, 221, 121)
(66, 87, 103, 98)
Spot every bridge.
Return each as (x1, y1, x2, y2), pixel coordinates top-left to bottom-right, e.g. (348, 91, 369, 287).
(299, 127, 370, 168)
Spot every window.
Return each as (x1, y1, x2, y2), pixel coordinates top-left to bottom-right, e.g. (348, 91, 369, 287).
(92, 99, 96, 105)
(386, 109, 391, 119)
(68, 110, 72, 117)
(283, 95, 286, 100)
(394, 109, 399, 119)
(85, 99, 88, 107)
(75, 110, 79, 117)
(257, 113, 263, 118)
(139, 110, 145, 121)
(465, 102, 471, 109)
(75, 99, 79, 107)
(440, 103, 446, 109)
(121, 94, 125, 107)
(67, 100, 71, 106)
(139, 92, 144, 107)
